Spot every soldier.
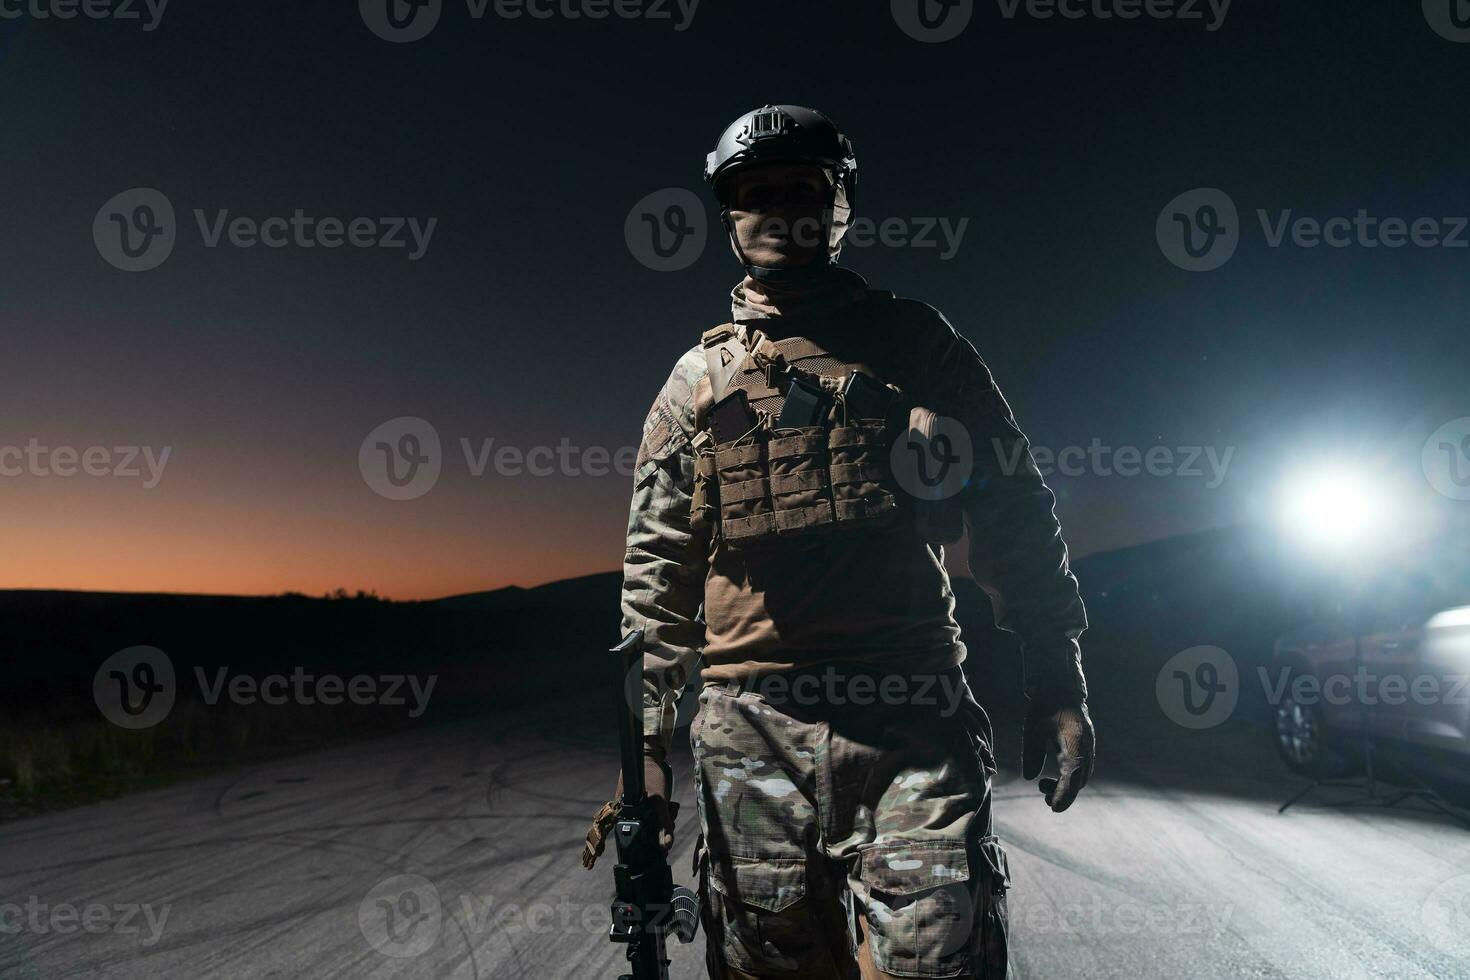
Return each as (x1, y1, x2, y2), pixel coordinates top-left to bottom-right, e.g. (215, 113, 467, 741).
(588, 104, 1095, 979)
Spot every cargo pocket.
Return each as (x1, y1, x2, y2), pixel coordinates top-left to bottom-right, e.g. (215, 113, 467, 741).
(857, 840, 975, 978)
(713, 438, 774, 547)
(828, 421, 899, 527)
(975, 836, 1011, 980)
(705, 856, 813, 975)
(767, 427, 834, 537)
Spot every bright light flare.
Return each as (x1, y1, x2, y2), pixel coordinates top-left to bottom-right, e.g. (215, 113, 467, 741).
(1277, 466, 1388, 551)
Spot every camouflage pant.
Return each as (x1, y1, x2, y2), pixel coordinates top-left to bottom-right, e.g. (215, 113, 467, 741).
(690, 665, 1010, 979)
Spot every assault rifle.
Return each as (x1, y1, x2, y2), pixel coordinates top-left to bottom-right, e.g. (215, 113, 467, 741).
(605, 629, 698, 980)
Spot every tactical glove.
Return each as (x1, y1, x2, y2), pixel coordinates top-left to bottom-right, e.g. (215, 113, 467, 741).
(581, 737, 679, 869)
(1022, 698, 1095, 813)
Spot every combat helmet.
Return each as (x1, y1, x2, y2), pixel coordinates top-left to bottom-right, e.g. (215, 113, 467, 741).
(703, 104, 858, 284)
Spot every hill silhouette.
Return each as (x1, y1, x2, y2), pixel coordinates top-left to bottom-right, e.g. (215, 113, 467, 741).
(9, 522, 1470, 816)
(1, 523, 1312, 724)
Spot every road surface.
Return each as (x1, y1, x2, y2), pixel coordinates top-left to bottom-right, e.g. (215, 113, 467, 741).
(3, 693, 1469, 979)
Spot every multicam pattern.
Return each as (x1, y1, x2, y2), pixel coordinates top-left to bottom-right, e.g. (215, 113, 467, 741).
(620, 272, 1089, 751)
(622, 342, 708, 744)
(691, 681, 1010, 977)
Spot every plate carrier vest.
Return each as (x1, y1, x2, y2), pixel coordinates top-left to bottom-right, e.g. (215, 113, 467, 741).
(689, 290, 964, 549)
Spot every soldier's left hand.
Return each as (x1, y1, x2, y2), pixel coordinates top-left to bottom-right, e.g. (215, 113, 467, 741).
(1022, 699, 1095, 812)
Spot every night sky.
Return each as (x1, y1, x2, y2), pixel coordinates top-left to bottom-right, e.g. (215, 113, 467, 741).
(1, 1, 1465, 598)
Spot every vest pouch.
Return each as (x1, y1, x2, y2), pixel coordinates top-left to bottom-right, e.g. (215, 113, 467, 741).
(766, 427, 834, 536)
(713, 438, 774, 546)
(827, 422, 899, 526)
(689, 443, 718, 535)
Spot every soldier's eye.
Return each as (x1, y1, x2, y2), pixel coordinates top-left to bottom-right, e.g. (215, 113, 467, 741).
(741, 187, 774, 209)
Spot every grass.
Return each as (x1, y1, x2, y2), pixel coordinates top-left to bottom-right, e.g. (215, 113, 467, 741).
(0, 698, 424, 820)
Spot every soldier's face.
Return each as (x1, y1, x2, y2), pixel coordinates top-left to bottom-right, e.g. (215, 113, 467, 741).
(727, 163, 830, 269)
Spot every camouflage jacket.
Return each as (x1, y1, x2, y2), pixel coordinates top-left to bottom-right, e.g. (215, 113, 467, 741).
(621, 277, 1089, 749)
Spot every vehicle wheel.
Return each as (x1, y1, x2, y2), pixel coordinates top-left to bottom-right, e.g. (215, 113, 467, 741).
(1272, 668, 1361, 778)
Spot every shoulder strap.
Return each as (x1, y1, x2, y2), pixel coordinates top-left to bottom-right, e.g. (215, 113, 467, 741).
(702, 293, 892, 404)
(692, 373, 716, 433)
(701, 322, 747, 403)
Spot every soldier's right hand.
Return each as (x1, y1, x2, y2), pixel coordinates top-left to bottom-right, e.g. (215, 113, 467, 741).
(613, 737, 678, 854)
